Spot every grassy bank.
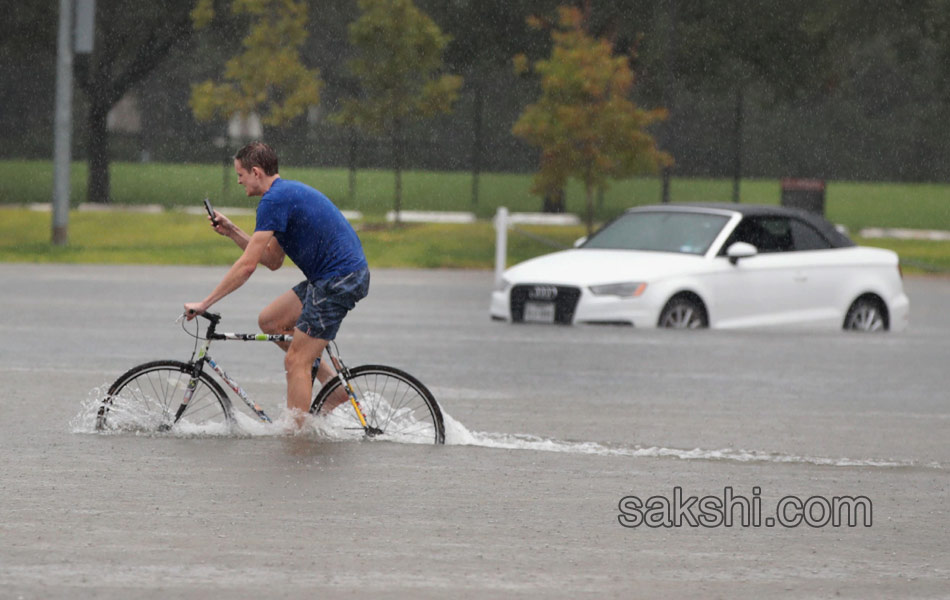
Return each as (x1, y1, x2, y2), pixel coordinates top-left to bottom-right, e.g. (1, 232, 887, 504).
(0, 209, 584, 269)
(2, 159, 950, 231)
(2, 159, 948, 272)
(0, 208, 947, 274)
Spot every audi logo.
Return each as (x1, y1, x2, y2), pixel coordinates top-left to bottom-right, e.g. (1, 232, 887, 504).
(528, 285, 558, 301)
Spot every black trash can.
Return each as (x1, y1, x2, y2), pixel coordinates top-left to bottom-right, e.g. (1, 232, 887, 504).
(780, 178, 825, 216)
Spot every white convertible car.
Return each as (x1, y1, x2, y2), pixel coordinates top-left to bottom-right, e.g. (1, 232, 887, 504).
(490, 203, 909, 331)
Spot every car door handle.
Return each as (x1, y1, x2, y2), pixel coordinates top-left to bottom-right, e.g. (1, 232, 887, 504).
(794, 274, 808, 282)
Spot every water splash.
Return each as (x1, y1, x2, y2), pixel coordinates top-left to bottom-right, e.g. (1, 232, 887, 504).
(72, 386, 941, 469)
(441, 413, 941, 470)
(70, 384, 431, 442)
(71, 385, 296, 438)
(69, 385, 113, 433)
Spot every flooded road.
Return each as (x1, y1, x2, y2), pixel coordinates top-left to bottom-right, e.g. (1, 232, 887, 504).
(1, 264, 948, 598)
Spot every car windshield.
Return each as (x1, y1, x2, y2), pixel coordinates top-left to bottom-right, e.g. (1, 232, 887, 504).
(581, 210, 730, 255)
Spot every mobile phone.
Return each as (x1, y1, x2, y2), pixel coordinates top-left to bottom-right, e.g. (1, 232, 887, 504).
(203, 197, 218, 226)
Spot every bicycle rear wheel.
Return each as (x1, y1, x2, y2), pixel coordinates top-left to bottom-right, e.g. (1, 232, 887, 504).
(311, 365, 445, 444)
(97, 360, 232, 433)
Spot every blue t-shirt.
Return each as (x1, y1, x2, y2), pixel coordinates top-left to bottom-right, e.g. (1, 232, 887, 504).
(254, 178, 367, 282)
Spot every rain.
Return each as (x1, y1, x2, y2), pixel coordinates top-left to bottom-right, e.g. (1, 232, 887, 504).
(1, 1, 949, 597)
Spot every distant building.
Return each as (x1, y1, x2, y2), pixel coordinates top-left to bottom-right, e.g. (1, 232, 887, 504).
(107, 94, 141, 134)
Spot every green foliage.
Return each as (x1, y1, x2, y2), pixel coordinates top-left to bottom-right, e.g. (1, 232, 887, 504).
(190, 0, 323, 126)
(672, 0, 836, 97)
(512, 6, 670, 231)
(334, 0, 463, 216)
(336, 0, 462, 132)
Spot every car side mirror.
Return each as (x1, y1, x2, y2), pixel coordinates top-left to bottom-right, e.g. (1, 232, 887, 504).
(726, 241, 758, 265)
(573, 236, 587, 248)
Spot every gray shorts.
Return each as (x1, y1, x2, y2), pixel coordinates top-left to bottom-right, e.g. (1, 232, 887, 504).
(292, 267, 370, 340)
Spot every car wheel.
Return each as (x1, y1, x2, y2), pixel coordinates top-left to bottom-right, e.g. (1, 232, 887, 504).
(658, 297, 708, 329)
(843, 297, 887, 332)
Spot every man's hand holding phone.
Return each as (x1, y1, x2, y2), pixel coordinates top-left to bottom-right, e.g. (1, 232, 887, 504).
(203, 197, 219, 226)
(202, 197, 232, 236)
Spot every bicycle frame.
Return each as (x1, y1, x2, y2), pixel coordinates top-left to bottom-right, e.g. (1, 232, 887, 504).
(180, 312, 374, 432)
(191, 333, 282, 424)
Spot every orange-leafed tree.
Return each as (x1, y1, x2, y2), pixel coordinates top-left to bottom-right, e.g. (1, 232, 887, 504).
(512, 6, 671, 233)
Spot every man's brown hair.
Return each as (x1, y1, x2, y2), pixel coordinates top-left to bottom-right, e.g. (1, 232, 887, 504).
(234, 141, 279, 176)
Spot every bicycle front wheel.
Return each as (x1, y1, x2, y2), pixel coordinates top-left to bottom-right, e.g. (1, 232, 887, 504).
(97, 360, 232, 433)
(311, 365, 445, 444)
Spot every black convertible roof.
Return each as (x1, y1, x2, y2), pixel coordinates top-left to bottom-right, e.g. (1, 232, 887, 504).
(628, 202, 855, 248)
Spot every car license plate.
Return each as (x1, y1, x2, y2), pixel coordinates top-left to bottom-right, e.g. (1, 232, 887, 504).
(523, 301, 556, 323)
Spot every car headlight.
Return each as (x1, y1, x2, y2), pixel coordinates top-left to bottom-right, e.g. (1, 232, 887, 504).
(494, 277, 511, 293)
(589, 282, 647, 297)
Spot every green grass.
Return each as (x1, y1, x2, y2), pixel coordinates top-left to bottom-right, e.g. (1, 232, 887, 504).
(1, 159, 948, 273)
(4, 159, 949, 231)
(826, 181, 950, 232)
(853, 236, 950, 273)
(0, 209, 587, 269)
(0, 208, 947, 274)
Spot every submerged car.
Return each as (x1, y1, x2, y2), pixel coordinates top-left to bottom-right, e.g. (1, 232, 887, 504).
(490, 203, 909, 331)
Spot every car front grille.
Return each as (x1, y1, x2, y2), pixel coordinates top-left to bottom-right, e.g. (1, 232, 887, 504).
(510, 284, 582, 324)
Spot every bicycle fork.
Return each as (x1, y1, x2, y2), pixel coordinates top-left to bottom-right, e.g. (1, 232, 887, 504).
(164, 375, 202, 431)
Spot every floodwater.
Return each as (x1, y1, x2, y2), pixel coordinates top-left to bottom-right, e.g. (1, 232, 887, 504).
(1, 264, 948, 598)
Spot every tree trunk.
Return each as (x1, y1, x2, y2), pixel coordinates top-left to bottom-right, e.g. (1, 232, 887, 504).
(543, 187, 564, 213)
(348, 128, 358, 206)
(392, 122, 403, 223)
(221, 138, 231, 202)
(87, 98, 111, 204)
(660, 0, 677, 203)
(661, 165, 672, 203)
(585, 183, 595, 235)
(471, 79, 483, 207)
(732, 85, 744, 203)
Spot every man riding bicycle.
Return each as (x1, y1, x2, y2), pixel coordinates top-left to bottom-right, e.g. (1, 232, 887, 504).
(184, 141, 369, 427)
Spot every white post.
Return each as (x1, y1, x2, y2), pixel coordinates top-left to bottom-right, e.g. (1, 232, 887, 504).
(494, 206, 508, 288)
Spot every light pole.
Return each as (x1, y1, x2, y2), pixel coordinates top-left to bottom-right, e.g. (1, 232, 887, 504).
(52, 0, 94, 245)
(52, 0, 74, 245)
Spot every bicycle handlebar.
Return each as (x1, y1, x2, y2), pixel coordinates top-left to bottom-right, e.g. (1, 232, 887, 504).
(184, 310, 222, 324)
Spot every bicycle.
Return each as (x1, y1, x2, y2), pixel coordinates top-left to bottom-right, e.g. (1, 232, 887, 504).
(95, 311, 445, 444)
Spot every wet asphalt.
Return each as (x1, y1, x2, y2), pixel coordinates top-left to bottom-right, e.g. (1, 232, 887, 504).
(1, 263, 948, 599)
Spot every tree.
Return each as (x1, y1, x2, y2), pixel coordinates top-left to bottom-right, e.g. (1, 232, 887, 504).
(512, 5, 670, 233)
(76, 1, 200, 204)
(0, 3, 57, 157)
(190, 0, 323, 137)
(335, 0, 462, 221)
(668, 0, 839, 200)
(428, 0, 556, 206)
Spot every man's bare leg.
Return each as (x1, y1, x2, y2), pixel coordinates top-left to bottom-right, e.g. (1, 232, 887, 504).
(319, 356, 351, 413)
(259, 290, 348, 417)
(260, 290, 337, 381)
(258, 289, 302, 352)
(285, 330, 328, 428)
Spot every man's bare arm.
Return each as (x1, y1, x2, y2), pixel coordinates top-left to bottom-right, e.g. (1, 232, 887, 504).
(209, 211, 284, 270)
(184, 230, 276, 318)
